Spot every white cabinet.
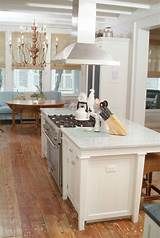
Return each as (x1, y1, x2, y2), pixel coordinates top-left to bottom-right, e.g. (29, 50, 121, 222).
(96, 37, 130, 118)
(62, 134, 142, 231)
(86, 156, 134, 219)
(67, 148, 80, 212)
(62, 137, 80, 212)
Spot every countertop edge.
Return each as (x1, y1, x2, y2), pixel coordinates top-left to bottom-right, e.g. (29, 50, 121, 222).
(62, 129, 160, 152)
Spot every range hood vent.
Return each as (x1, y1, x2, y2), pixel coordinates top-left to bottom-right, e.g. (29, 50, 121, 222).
(52, 0, 120, 66)
(53, 42, 119, 65)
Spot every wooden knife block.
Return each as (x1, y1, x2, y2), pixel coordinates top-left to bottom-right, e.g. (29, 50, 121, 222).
(104, 115, 127, 136)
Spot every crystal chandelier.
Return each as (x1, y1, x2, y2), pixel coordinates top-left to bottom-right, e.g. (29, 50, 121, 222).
(9, 21, 48, 68)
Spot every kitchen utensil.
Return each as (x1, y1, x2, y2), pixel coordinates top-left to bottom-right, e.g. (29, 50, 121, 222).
(77, 101, 88, 112)
(94, 113, 101, 132)
(76, 92, 89, 121)
(75, 106, 89, 121)
(75, 101, 89, 121)
(100, 100, 127, 136)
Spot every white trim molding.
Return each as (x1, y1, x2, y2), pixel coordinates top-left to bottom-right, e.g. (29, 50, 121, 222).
(129, 8, 160, 125)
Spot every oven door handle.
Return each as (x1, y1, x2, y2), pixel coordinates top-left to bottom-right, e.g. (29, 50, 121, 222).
(44, 131, 57, 148)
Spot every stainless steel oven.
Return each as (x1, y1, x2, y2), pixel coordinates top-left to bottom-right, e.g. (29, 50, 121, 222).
(43, 113, 95, 193)
(43, 120, 62, 192)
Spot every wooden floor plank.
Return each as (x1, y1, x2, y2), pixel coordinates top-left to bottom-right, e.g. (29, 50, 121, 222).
(0, 125, 155, 238)
(0, 148, 22, 238)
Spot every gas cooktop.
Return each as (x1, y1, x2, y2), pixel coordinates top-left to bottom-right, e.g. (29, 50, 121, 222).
(48, 114, 95, 128)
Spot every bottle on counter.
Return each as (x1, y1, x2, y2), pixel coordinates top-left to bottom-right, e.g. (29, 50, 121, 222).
(94, 113, 101, 132)
(103, 27, 113, 37)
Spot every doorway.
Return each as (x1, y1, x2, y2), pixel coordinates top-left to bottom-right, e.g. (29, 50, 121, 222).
(145, 28, 160, 132)
(129, 9, 160, 126)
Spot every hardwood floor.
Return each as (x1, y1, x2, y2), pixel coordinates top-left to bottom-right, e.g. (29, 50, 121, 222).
(0, 125, 145, 238)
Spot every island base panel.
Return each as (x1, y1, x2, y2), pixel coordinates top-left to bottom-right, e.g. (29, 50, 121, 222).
(63, 135, 146, 230)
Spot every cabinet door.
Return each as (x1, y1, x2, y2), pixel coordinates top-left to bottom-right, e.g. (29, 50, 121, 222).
(67, 147, 80, 212)
(86, 156, 134, 219)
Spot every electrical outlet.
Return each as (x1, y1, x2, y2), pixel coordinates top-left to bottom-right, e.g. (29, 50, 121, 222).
(105, 165, 117, 173)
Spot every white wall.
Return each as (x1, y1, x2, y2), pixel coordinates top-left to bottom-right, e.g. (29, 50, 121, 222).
(110, 2, 160, 124)
(110, 3, 160, 37)
(130, 26, 149, 124)
(97, 37, 130, 118)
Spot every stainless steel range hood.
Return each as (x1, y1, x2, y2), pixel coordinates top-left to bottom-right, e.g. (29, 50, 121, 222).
(53, 0, 120, 66)
(53, 42, 120, 65)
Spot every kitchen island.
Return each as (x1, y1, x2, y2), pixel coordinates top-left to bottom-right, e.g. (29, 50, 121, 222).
(41, 108, 160, 230)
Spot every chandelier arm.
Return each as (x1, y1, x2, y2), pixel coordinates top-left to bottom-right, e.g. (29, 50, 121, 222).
(36, 49, 41, 66)
(18, 46, 23, 65)
(21, 45, 28, 65)
(41, 49, 45, 67)
(10, 45, 18, 66)
(24, 45, 29, 64)
(25, 44, 30, 64)
(44, 46, 48, 65)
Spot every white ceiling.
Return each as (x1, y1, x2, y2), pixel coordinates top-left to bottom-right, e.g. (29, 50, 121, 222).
(0, 0, 159, 28)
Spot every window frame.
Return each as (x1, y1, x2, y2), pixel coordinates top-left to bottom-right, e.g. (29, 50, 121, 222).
(13, 69, 41, 93)
(51, 69, 80, 96)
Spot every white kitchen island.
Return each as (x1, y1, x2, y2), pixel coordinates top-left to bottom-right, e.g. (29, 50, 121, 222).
(61, 121, 160, 230)
(41, 108, 160, 231)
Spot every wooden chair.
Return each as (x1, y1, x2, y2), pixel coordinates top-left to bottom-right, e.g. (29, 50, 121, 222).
(19, 110, 39, 127)
(142, 153, 160, 201)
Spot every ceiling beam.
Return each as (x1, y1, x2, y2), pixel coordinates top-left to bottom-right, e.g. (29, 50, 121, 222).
(97, 8, 132, 15)
(27, 2, 133, 15)
(96, 0, 151, 9)
(27, 3, 72, 10)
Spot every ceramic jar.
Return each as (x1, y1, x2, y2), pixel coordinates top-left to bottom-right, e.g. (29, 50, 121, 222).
(103, 27, 113, 37)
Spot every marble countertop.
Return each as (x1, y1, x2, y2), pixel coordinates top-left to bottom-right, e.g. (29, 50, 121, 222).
(41, 108, 160, 151)
(144, 204, 160, 227)
(41, 108, 74, 115)
(61, 120, 160, 150)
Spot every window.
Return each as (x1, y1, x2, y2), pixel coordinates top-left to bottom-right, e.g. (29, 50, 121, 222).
(0, 32, 5, 91)
(146, 78, 160, 90)
(0, 68, 5, 92)
(13, 69, 41, 92)
(51, 70, 80, 95)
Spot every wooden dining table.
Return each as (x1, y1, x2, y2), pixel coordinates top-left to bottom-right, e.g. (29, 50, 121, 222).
(7, 100, 64, 128)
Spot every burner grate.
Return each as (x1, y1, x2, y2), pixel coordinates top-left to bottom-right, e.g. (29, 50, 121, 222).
(48, 114, 95, 128)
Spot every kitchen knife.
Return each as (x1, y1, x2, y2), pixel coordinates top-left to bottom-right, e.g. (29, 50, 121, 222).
(100, 100, 127, 136)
